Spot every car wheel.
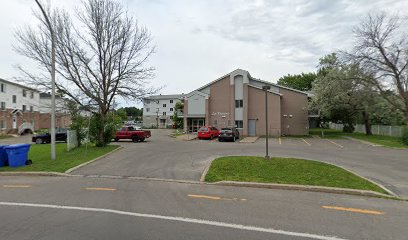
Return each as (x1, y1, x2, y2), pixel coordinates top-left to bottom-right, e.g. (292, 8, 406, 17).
(132, 136, 139, 142)
(140, 137, 145, 142)
(219, 138, 223, 142)
(35, 138, 43, 144)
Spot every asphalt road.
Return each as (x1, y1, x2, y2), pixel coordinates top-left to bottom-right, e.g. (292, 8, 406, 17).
(0, 175, 407, 240)
(72, 129, 408, 198)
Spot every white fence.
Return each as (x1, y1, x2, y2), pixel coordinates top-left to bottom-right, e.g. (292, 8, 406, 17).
(329, 123, 403, 137)
(67, 130, 78, 151)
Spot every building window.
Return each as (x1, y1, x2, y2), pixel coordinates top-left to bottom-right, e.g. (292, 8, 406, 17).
(30, 92, 34, 99)
(235, 120, 243, 128)
(0, 102, 5, 110)
(170, 116, 173, 120)
(0, 83, 5, 93)
(169, 108, 173, 111)
(235, 99, 243, 108)
(12, 95, 16, 103)
(170, 100, 173, 103)
(145, 100, 150, 104)
(146, 108, 150, 112)
(163, 104, 166, 107)
(30, 106, 34, 112)
(30, 120, 34, 127)
(0, 119, 5, 129)
(23, 89, 27, 97)
(163, 112, 166, 116)
(156, 100, 160, 104)
(22, 105, 27, 112)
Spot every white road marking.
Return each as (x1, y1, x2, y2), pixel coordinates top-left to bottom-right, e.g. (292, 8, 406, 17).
(0, 201, 348, 240)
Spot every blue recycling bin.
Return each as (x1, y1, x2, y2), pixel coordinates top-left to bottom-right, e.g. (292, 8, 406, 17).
(0, 145, 8, 167)
(5, 144, 31, 168)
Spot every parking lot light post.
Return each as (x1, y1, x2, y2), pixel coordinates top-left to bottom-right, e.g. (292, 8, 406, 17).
(262, 85, 271, 159)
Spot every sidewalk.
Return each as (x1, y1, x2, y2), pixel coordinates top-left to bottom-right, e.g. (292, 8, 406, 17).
(239, 137, 259, 143)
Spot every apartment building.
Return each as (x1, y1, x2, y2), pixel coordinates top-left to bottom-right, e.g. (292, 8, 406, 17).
(143, 94, 184, 128)
(183, 69, 309, 136)
(0, 78, 70, 135)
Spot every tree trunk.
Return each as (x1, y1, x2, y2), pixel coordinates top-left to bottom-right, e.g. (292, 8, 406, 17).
(96, 112, 106, 147)
(362, 110, 372, 135)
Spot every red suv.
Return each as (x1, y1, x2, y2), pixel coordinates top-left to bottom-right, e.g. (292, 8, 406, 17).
(198, 126, 220, 140)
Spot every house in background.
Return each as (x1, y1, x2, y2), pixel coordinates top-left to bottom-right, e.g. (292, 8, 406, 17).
(183, 69, 309, 136)
(0, 78, 71, 135)
(142, 94, 184, 128)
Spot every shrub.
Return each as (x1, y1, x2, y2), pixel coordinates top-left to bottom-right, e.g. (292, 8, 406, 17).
(402, 127, 408, 145)
(342, 123, 355, 133)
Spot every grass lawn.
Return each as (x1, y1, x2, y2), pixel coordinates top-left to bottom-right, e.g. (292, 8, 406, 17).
(0, 143, 119, 172)
(310, 128, 407, 148)
(205, 156, 387, 194)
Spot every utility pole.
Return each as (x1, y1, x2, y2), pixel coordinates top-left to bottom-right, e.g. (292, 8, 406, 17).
(262, 85, 271, 159)
(35, 0, 56, 160)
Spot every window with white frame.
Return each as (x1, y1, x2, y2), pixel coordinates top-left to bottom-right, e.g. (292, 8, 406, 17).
(23, 89, 27, 97)
(0, 119, 6, 129)
(22, 105, 27, 112)
(30, 92, 34, 98)
(163, 104, 166, 107)
(0, 102, 5, 110)
(30, 106, 34, 112)
(12, 95, 16, 103)
(169, 108, 173, 111)
(146, 108, 150, 112)
(145, 100, 150, 104)
(170, 100, 173, 103)
(162, 112, 166, 116)
(235, 120, 243, 128)
(0, 83, 5, 93)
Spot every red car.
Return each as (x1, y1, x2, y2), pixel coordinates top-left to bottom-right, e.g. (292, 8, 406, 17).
(198, 126, 220, 140)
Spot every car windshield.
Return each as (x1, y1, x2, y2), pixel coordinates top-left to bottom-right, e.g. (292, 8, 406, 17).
(221, 128, 232, 132)
(200, 127, 208, 131)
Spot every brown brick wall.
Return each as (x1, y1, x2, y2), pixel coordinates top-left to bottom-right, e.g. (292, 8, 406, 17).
(280, 89, 309, 135)
(248, 86, 281, 136)
(208, 76, 233, 129)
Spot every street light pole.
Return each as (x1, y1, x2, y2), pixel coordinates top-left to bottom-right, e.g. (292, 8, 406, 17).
(35, 0, 56, 160)
(262, 86, 271, 159)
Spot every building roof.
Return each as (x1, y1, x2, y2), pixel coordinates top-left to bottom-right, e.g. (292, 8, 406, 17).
(194, 69, 308, 95)
(144, 94, 184, 100)
(0, 78, 39, 92)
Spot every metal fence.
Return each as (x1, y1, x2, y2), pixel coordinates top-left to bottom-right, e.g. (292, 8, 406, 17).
(329, 123, 403, 137)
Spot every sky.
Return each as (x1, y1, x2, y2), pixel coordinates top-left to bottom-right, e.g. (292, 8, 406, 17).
(1, 0, 407, 107)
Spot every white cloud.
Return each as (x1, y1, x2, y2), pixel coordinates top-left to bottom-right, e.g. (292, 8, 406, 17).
(0, 0, 407, 107)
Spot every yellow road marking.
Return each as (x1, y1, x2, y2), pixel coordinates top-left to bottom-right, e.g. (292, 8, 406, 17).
(325, 139, 344, 148)
(188, 194, 221, 200)
(3, 185, 31, 188)
(322, 206, 384, 215)
(301, 138, 311, 146)
(188, 194, 247, 201)
(278, 137, 282, 145)
(85, 187, 116, 191)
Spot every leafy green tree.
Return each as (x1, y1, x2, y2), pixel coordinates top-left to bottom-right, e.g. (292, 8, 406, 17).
(116, 108, 128, 121)
(67, 102, 87, 147)
(312, 54, 377, 134)
(89, 112, 122, 147)
(173, 101, 184, 129)
(277, 72, 317, 91)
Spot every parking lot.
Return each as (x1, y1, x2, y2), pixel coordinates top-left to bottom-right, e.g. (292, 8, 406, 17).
(71, 129, 408, 198)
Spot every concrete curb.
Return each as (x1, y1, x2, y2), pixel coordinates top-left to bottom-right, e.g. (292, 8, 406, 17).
(342, 136, 382, 147)
(0, 172, 73, 177)
(213, 181, 394, 199)
(200, 156, 220, 182)
(64, 146, 123, 173)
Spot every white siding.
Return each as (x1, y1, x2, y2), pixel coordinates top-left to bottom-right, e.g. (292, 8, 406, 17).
(143, 97, 180, 117)
(187, 93, 205, 115)
(0, 80, 40, 112)
(234, 75, 243, 121)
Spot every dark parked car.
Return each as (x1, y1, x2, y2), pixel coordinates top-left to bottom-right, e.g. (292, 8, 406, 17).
(218, 127, 240, 142)
(32, 129, 68, 144)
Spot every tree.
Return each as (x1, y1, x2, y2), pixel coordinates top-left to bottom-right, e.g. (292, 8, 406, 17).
(346, 13, 408, 125)
(173, 101, 184, 129)
(277, 72, 317, 91)
(15, 0, 157, 146)
(312, 54, 377, 134)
